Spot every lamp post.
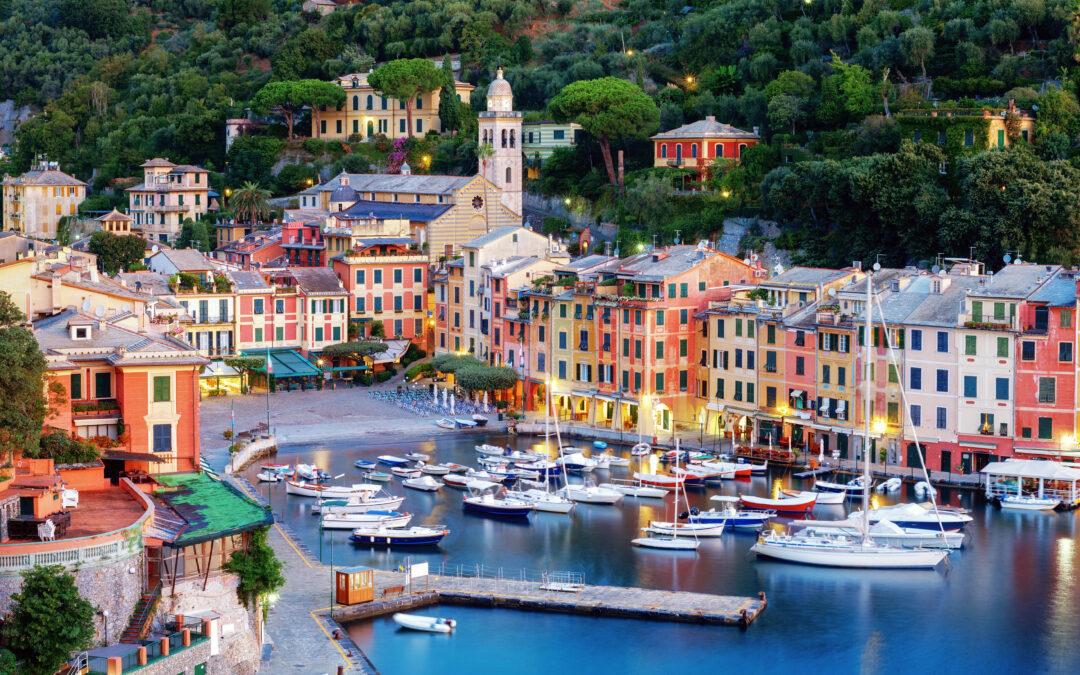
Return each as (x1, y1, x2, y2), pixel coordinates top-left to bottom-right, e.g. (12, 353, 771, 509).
(99, 609, 109, 645)
(223, 188, 232, 212)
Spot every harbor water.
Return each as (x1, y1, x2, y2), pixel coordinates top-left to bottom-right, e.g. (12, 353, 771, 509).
(242, 433, 1080, 675)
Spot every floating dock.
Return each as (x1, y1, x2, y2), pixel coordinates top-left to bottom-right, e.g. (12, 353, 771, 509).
(331, 570, 766, 628)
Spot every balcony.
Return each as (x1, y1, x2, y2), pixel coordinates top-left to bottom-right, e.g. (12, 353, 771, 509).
(764, 364, 777, 373)
(139, 204, 188, 213)
(666, 159, 683, 167)
(72, 399, 121, 418)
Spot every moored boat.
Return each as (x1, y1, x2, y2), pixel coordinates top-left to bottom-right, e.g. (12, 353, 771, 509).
(285, 480, 382, 498)
(781, 488, 845, 505)
(436, 418, 457, 430)
(419, 463, 451, 476)
(630, 443, 652, 456)
(454, 418, 478, 429)
(739, 492, 817, 514)
(256, 471, 281, 483)
(403, 475, 443, 492)
(1000, 495, 1060, 510)
(321, 510, 412, 530)
(391, 466, 422, 479)
(462, 480, 534, 517)
(750, 530, 948, 568)
(377, 455, 411, 467)
(632, 472, 685, 490)
(876, 477, 903, 493)
(315, 494, 405, 514)
(851, 502, 973, 531)
(557, 483, 623, 505)
(556, 452, 598, 473)
(690, 501, 775, 530)
(350, 526, 448, 546)
(599, 479, 667, 499)
(405, 452, 430, 462)
(788, 518, 965, 549)
(593, 452, 630, 467)
(471, 414, 489, 427)
(354, 460, 376, 470)
(646, 521, 725, 537)
(392, 613, 456, 633)
(363, 471, 392, 482)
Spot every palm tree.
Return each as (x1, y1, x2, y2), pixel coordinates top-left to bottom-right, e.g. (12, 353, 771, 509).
(231, 181, 272, 226)
(477, 142, 494, 233)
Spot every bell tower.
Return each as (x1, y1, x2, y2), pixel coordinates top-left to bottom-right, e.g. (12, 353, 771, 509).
(477, 69, 522, 218)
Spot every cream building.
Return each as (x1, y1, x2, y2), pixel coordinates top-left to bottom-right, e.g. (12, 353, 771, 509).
(2, 160, 87, 240)
(127, 158, 211, 244)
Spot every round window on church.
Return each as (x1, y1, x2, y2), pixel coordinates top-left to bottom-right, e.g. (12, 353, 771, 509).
(472, 195, 484, 210)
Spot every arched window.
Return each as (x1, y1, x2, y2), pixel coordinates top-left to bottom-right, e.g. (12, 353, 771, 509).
(501, 129, 507, 148)
(366, 95, 373, 110)
(690, 143, 697, 159)
(506, 167, 512, 184)
(716, 144, 724, 158)
(738, 143, 747, 158)
(352, 77, 358, 88)
(352, 95, 359, 111)
(661, 144, 667, 159)
(510, 130, 515, 148)
(675, 144, 682, 161)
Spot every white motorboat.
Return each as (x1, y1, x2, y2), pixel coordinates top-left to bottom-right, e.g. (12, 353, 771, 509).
(377, 455, 411, 466)
(631, 535, 700, 550)
(915, 481, 937, 497)
(436, 418, 457, 430)
(557, 483, 623, 505)
(781, 488, 845, 505)
(443, 474, 475, 489)
(316, 494, 406, 514)
(1001, 495, 1060, 510)
(393, 613, 456, 633)
(814, 478, 868, 495)
(443, 463, 469, 473)
(391, 466, 422, 479)
(677, 464, 731, 482)
(454, 418, 478, 428)
(646, 521, 725, 537)
(594, 452, 630, 467)
(699, 460, 752, 477)
(687, 500, 774, 530)
(419, 463, 451, 476)
(515, 460, 562, 478)
(256, 471, 281, 483)
(631, 443, 652, 456)
(557, 452, 598, 473)
(876, 477, 903, 493)
(599, 479, 667, 499)
(505, 485, 575, 514)
(403, 475, 443, 492)
(788, 518, 965, 549)
(851, 502, 973, 531)
(321, 510, 412, 530)
(462, 480, 534, 517)
(475, 444, 508, 456)
(351, 526, 448, 546)
(405, 452, 430, 462)
(285, 480, 381, 498)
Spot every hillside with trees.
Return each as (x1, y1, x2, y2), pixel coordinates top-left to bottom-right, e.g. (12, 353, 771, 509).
(1, 0, 1079, 267)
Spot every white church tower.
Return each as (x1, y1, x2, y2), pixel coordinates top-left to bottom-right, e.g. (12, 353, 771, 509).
(478, 69, 522, 218)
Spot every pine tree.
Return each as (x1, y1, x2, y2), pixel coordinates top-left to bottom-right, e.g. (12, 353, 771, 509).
(176, 218, 196, 249)
(192, 220, 213, 253)
(438, 54, 462, 136)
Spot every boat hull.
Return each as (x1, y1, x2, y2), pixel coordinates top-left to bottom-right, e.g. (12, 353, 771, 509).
(631, 537, 700, 550)
(740, 494, 816, 513)
(378, 456, 410, 467)
(689, 511, 773, 530)
(393, 613, 455, 633)
(321, 513, 412, 530)
(647, 522, 725, 537)
(462, 498, 533, 517)
(1001, 497, 1059, 510)
(319, 496, 405, 513)
(751, 539, 947, 568)
(350, 530, 447, 546)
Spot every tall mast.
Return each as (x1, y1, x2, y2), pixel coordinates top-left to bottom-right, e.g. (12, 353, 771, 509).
(862, 268, 874, 544)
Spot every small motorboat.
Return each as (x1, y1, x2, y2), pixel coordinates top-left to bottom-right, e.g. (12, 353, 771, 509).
(632, 472, 685, 490)
(393, 613, 456, 633)
(391, 466, 422, 479)
(405, 452, 430, 462)
(646, 521, 725, 537)
(506, 483, 575, 513)
(285, 480, 382, 498)
(315, 494, 405, 514)
(557, 483, 623, 505)
(699, 460, 752, 478)
(455, 418, 478, 429)
(914, 481, 936, 498)
(557, 452, 598, 473)
(256, 471, 282, 483)
(261, 463, 292, 473)
(436, 418, 457, 430)
(739, 492, 817, 514)
(744, 460, 768, 475)
(631, 443, 652, 456)
(876, 477, 903, 493)
(443, 463, 469, 473)
(782, 488, 845, 505)
(631, 533, 700, 550)
(351, 526, 449, 546)
(471, 414, 489, 427)
(788, 518, 965, 549)
(354, 460, 377, 470)
(419, 463, 451, 476)
(475, 444, 507, 456)
(294, 464, 320, 481)
(851, 502, 972, 531)
(515, 460, 562, 478)
(814, 478, 868, 496)
(363, 471, 392, 482)
(443, 474, 474, 489)
(378, 455, 411, 467)
(1000, 495, 1060, 510)
(462, 480, 534, 517)
(321, 510, 412, 530)
(592, 440, 608, 449)
(594, 452, 630, 467)
(403, 475, 443, 492)
(667, 467, 707, 487)
(599, 480, 667, 499)
(691, 499, 775, 530)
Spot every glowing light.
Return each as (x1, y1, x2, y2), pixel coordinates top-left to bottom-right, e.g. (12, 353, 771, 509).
(224, 188, 232, 197)
(1063, 434, 1075, 449)
(777, 404, 791, 417)
(721, 189, 731, 198)
(872, 417, 887, 434)
(627, 50, 634, 56)
(686, 75, 695, 84)
(564, 198, 571, 206)
(637, 243, 644, 251)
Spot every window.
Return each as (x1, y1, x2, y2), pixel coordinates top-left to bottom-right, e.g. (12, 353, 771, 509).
(795, 356, 804, 375)
(936, 407, 947, 430)
(374, 298, 383, 313)
(153, 424, 172, 453)
(153, 376, 170, 402)
(537, 353, 546, 373)
(888, 364, 899, 383)
(558, 332, 566, 350)
(622, 338, 629, 357)
(837, 366, 846, 386)
(635, 340, 642, 359)
(655, 341, 664, 360)
(718, 320, 725, 338)
(735, 320, 742, 337)
(333, 326, 341, 341)
(887, 402, 899, 425)
(413, 268, 422, 284)
(735, 349, 743, 369)
(971, 301, 983, 323)
(910, 405, 921, 427)
(767, 324, 776, 344)
(276, 327, 284, 341)
(393, 296, 403, 311)
(1062, 310, 1073, 328)
(680, 339, 687, 358)
(964, 335, 976, 356)
(734, 381, 743, 401)
(910, 367, 922, 390)
(747, 383, 755, 403)
(679, 370, 688, 391)
(937, 331, 948, 353)
(253, 298, 264, 315)
(1060, 342, 1073, 362)
(963, 375, 977, 398)
(1038, 377, 1056, 404)
(746, 320, 754, 338)
(657, 310, 665, 326)
(996, 337, 1009, 358)
(95, 372, 111, 399)
(936, 369, 948, 393)
(680, 309, 688, 325)
(1021, 341, 1035, 361)
(399, 119, 406, 133)
(254, 328, 263, 342)
(716, 378, 725, 399)
(1038, 417, 1053, 440)
(996, 377, 1009, 400)
(964, 129, 974, 146)
(374, 269, 383, 284)
(634, 372, 642, 391)
(766, 386, 777, 408)
(910, 329, 922, 351)
(822, 365, 831, 384)
(70, 373, 82, 399)
(393, 269, 402, 284)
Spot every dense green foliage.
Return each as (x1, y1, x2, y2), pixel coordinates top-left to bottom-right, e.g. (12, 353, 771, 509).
(1, 565, 96, 675)
(456, 364, 518, 392)
(223, 527, 285, 608)
(322, 341, 389, 360)
(88, 230, 147, 274)
(34, 430, 101, 464)
(0, 292, 48, 463)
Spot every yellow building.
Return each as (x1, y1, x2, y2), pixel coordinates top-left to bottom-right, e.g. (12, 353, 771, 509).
(96, 208, 134, 235)
(314, 72, 475, 141)
(2, 161, 87, 240)
(127, 158, 211, 245)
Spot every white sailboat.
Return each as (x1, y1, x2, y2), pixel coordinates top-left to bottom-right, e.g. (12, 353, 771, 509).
(751, 267, 948, 569)
(506, 379, 575, 514)
(632, 439, 700, 551)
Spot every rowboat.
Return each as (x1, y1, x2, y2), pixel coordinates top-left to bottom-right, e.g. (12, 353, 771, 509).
(261, 463, 292, 473)
(630, 443, 651, 456)
(739, 492, 817, 514)
(781, 488, 845, 505)
(646, 521, 725, 537)
(443, 474, 474, 489)
(363, 471, 392, 482)
(405, 452, 430, 462)
(320, 510, 412, 530)
(403, 475, 443, 492)
(1001, 495, 1060, 510)
(436, 418, 457, 430)
(285, 480, 381, 498)
(390, 466, 421, 478)
(419, 463, 451, 476)
(256, 471, 281, 483)
(378, 455, 411, 467)
(315, 494, 405, 514)
(350, 526, 448, 546)
(393, 613, 456, 633)
(632, 472, 684, 490)
(353, 460, 376, 470)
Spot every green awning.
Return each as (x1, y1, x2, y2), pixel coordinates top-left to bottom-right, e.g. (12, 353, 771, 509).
(241, 349, 320, 378)
(155, 473, 273, 547)
(329, 365, 369, 372)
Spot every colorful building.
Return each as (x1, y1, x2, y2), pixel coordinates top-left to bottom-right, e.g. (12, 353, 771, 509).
(331, 237, 429, 341)
(127, 159, 212, 244)
(522, 120, 582, 177)
(96, 208, 133, 235)
(650, 116, 759, 180)
(2, 160, 87, 240)
(286, 266, 349, 353)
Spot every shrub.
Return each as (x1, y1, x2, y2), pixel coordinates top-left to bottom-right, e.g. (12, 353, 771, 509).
(375, 371, 393, 383)
(36, 431, 100, 464)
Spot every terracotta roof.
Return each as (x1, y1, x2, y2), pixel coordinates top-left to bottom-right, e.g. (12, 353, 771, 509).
(651, 116, 758, 140)
(3, 169, 86, 187)
(96, 208, 133, 223)
(140, 158, 177, 168)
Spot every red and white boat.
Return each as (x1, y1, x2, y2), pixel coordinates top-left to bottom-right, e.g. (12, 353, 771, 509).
(739, 492, 817, 514)
(633, 472, 685, 490)
(699, 460, 752, 478)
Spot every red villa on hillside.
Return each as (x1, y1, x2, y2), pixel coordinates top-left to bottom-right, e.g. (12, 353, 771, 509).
(651, 116, 760, 182)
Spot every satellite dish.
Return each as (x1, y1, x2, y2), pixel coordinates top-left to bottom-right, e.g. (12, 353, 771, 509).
(81, 299, 92, 311)
(1003, 254, 1012, 264)
(931, 264, 941, 274)
(828, 288, 836, 297)
(873, 262, 881, 271)
(95, 305, 105, 317)
(743, 258, 751, 266)
(152, 245, 159, 254)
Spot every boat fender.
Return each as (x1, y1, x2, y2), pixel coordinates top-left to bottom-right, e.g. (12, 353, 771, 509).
(689, 506, 700, 516)
(679, 510, 689, 520)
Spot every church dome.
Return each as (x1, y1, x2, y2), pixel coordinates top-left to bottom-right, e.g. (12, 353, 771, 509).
(486, 69, 514, 112)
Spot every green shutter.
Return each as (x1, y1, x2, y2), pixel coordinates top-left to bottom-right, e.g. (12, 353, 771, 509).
(971, 301, 983, 323)
(70, 374, 82, 400)
(897, 329, 905, 349)
(997, 337, 1008, 357)
(153, 376, 170, 402)
(858, 326, 864, 346)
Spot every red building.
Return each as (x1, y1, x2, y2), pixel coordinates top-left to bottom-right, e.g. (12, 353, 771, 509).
(651, 116, 760, 181)
(280, 220, 326, 267)
(216, 228, 284, 268)
(232, 270, 301, 352)
(331, 237, 429, 342)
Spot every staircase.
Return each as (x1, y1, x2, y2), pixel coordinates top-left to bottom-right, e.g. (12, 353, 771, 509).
(119, 585, 161, 644)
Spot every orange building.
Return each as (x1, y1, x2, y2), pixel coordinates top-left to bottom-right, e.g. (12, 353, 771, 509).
(331, 237, 429, 342)
(651, 116, 760, 180)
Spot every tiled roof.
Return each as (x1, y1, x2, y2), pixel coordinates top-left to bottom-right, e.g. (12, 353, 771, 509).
(1028, 273, 1076, 307)
(971, 264, 1062, 299)
(140, 158, 177, 168)
(338, 199, 453, 222)
(3, 169, 86, 187)
(115, 271, 172, 296)
(153, 249, 216, 271)
(34, 309, 206, 366)
(651, 116, 759, 140)
(96, 208, 133, 223)
(169, 164, 209, 174)
(613, 245, 723, 281)
(465, 225, 528, 249)
(302, 171, 474, 197)
(765, 267, 854, 288)
(288, 266, 344, 294)
(228, 270, 271, 292)
(155, 473, 273, 547)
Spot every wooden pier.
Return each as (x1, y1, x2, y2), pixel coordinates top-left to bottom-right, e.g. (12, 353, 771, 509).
(331, 570, 766, 629)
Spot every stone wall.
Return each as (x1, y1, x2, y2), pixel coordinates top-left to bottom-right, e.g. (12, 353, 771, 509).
(137, 638, 212, 675)
(0, 552, 143, 643)
(160, 574, 261, 675)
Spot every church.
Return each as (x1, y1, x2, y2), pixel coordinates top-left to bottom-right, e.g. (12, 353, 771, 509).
(291, 69, 523, 261)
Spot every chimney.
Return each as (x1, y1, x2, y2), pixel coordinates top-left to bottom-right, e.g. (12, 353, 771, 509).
(706, 115, 716, 122)
(89, 266, 99, 283)
(338, 174, 348, 186)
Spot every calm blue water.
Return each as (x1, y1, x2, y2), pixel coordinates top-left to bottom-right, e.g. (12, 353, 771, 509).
(240, 433, 1080, 675)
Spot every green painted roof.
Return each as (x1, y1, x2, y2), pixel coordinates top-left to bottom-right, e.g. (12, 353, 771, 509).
(241, 348, 320, 378)
(155, 473, 273, 547)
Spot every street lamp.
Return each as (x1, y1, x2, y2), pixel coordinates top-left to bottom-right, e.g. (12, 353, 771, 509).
(872, 417, 886, 435)
(637, 243, 644, 252)
(721, 189, 731, 199)
(223, 188, 232, 211)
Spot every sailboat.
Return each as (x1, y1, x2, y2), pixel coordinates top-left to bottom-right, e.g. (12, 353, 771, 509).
(632, 439, 700, 551)
(751, 266, 949, 569)
(507, 379, 574, 514)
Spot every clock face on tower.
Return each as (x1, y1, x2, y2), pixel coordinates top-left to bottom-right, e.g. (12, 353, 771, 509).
(472, 195, 484, 210)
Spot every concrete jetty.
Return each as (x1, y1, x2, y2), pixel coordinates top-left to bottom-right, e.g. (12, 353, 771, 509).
(332, 570, 767, 628)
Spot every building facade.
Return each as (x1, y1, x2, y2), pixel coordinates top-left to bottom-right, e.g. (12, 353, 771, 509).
(2, 160, 87, 240)
(127, 159, 211, 244)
